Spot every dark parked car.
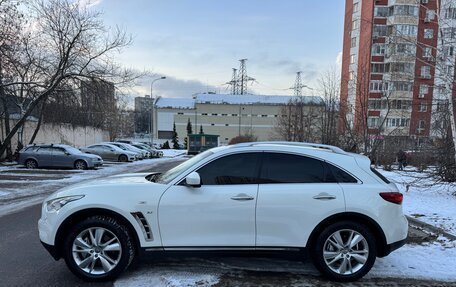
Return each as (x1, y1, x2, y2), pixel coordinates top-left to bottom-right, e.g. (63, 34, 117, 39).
(18, 144, 103, 170)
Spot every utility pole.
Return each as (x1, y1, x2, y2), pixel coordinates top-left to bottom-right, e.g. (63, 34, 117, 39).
(235, 59, 255, 95)
(227, 68, 238, 95)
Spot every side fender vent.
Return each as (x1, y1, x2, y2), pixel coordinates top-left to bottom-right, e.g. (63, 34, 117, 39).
(131, 212, 154, 241)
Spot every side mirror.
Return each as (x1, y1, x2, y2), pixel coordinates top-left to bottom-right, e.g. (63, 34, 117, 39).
(65, 152, 71, 156)
(185, 172, 201, 187)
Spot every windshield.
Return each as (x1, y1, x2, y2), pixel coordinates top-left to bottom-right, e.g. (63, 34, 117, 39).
(156, 150, 214, 184)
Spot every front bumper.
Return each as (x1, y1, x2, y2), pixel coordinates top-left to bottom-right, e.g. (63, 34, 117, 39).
(41, 241, 60, 260)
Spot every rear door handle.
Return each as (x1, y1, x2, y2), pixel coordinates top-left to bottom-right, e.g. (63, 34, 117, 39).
(313, 193, 336, 200)
(231, 193, 254, 201)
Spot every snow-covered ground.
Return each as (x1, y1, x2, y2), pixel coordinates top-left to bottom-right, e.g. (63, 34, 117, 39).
(161, 149, 187, 158)
(378, 167, 456, 236)
(115, 238, 456, 286)
(0, 156, 185, 216)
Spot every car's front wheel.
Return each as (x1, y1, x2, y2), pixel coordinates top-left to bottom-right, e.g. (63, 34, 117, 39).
(63, 216, 135, 282)
(25, 159, 38, 169)
(74, 160, 88, 170)
(311, 221, 377, 282)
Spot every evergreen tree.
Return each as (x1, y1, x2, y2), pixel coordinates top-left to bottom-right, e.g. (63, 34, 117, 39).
(199, 125, 204, 134)
(171, 122, 180, 149)
(186, 118, 193, 135)
(162, 140, 170, 149)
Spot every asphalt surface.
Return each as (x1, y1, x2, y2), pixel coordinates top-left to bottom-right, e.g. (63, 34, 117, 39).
(0, 159, 183, 287)
(0, 159, 454, 287)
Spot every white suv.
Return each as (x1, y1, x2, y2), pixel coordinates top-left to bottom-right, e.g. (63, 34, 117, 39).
(38, 142, 408, 282)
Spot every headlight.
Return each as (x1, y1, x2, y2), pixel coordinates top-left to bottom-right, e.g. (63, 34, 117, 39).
(46, 195, 85, 212)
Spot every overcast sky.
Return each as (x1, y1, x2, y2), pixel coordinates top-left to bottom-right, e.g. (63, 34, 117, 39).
(90, 0, 345, 99)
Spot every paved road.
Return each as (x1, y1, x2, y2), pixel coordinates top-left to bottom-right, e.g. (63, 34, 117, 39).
(0, 159, 183, 287)
(0, 158, 454, 287)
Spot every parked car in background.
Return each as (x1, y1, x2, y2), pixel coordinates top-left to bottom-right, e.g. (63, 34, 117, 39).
(80, 143, 137, 162)
(106, 142, 147, 160)
(131, 142, 163, 158)
(18, 144, 103, 170)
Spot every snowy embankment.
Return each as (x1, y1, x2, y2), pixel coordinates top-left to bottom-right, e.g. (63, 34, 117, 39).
(161, 149, 187, 158)
(378, 168, 456, 236)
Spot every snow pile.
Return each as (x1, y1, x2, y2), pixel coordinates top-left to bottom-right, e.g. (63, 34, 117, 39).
(161, 149, 187, 158)
(156, 98, 195, 109)
(378, 168, 456, 236)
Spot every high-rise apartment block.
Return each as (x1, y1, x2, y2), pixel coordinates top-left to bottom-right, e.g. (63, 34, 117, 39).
(340, 0, 456, 147)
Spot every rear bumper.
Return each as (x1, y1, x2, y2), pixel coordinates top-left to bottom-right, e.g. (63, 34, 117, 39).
(379, 238, 407, 257)
(41, 241, 60, 260)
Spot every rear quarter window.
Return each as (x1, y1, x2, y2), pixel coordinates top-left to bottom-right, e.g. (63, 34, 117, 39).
(370, 167, 390, 184)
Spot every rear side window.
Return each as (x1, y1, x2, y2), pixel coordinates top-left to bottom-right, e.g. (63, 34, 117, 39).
(326, 164, 358, 183)
(197, 153, 261, 185)
(260, 153, 326, 183)
(370, 167, 390, 184)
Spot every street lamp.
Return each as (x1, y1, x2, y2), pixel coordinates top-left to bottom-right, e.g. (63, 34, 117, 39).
(150, 76, 166, 145)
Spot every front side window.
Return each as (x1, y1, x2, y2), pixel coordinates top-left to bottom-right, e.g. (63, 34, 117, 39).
(197, 153, 261, 185)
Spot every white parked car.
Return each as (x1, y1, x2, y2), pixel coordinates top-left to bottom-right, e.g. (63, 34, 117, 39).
(38, 142, 408, 282)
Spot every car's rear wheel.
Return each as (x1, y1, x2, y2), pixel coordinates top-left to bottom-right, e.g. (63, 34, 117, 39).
(118, 154, 128, 162)
(25, 159, 38, 169)
(63, 216, 135, 282)
(311, 221, 376, 282)
(74, 160, 88, 170)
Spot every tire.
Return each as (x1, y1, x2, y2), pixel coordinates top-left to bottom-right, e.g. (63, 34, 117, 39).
(25, 159, 38, 169)
(74, 160, 88, 170)
(63, 216, 135, 282)
(118, 154, 128, 162)
(311, 221, 377, 282)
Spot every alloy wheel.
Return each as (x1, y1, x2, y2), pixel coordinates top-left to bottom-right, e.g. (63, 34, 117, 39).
(75, 161, 87, 170)
(322, 229, 369, 275)
(26, 160, 37, 169)
(72, 227, 122, 275)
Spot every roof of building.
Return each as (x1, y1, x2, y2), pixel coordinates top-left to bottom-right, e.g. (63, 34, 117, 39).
(155, 93, 324, 109)
(155, 97, 195, 109)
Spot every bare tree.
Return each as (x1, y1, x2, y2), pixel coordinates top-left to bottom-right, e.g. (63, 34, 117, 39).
(317, 67, 340, 146)
(0, 0, 139, 158)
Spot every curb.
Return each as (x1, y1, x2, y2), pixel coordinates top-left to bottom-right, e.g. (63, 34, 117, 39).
(406, 215, 456, 241)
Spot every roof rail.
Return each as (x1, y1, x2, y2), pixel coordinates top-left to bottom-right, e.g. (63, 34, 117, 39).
(231, 141, 347, 155)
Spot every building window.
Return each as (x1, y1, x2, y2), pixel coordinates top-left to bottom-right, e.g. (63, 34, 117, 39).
(177, 112, 184, 115)
(225, 124, 229, 126)
(391, 62, 413, 73)
(418, 102, 427, 112)
(353, 2, 359, 13)
(369, 80, 388, 92)
(202, 113, 208, 116)
(387, 118, 410, 127)
(444, 46, 454, 56)
(425, 10, 435, 22)
(420, 66, 431, 78)
(419, 84, 429, 97)
(422, 46, 432, 58)
(390, 5, 419, 16)
(211, 113, 217, 116)
(396, 43, 415, 54)
(261, 115, 268, 117)
(221, 113, 227, 116)
(424, 29, 434, 39)
(350, 54, 356, 64)
(392, 81, 413, 91)
(232, 114, 237, 116)
(442, 27, 456, 38)
(371, 43, 385, 55)
(367, 117, 379, 127)
(417, 120, 425, 133)
(368, 99, 382, 109)
(352, 19, 359, 30)
(445, 7, 456, 19)
(392, 24, 417, 36)
(371, 63, 388, 73)
(373, 25, 387, 37)
(351, 37, 357, 48)
(211, 123, 215, 126)
(445, 65, 454, 75)
(349, 71, 355, 80)
(374, 6, 389, 17)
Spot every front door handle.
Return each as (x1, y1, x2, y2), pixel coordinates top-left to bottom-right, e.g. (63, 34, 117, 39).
(313, 193, 336, 200)
(231, 193, 254, 201)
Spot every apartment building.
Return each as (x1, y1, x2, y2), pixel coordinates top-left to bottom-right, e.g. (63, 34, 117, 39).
(340, 0, 456, 147)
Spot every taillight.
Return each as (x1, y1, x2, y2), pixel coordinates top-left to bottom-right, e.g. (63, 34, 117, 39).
(380, 192, 403, 204)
